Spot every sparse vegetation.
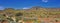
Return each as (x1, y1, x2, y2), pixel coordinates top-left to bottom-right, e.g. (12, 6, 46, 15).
(0, 6, 60, 23)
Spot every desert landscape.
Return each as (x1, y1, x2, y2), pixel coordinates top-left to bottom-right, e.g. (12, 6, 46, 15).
(0, 6, 60, 23)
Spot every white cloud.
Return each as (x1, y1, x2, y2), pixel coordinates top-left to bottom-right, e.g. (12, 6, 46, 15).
(42, 0, 48, 3)
(0, 6, 4, 10)
(23, 7, 30, 9)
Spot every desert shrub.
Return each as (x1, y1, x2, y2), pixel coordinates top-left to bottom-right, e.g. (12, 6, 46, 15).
(15, 12, 23, 16)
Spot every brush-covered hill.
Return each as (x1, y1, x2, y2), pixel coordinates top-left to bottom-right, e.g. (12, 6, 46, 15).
(23, 6, 60, 18)
(0, 6, 60, 23)
(0, 6, 60, 19)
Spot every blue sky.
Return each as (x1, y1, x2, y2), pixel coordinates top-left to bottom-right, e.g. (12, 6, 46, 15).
(0, 0, 60, 10)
